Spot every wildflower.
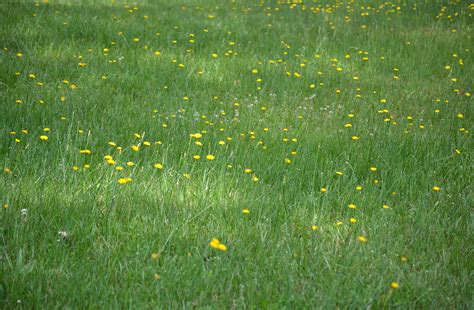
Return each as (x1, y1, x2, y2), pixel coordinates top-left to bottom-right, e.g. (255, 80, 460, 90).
(154, 163, 164, 170)
(118, 177, 133, 184)
(39, 135, 48, 141)
(151, 253, 160, 260)
(206, 154, 215, 161)
(432, 186, 441, 191)
(209, 238, 227, 251)
(349, 218, 357, 223)
(190, 133, 202, 139)
(311, 225, 318, 231)
(252, 175, 259, 182)
(348, 203, 357, 209)
(79, 149, 91, 155)
(193, 155, 201, 160)
(357, 236, 368, 243)
(320, 187, 327, 193)
(390, 282, 399, 289)
(370, 167, 377, 172)
(242, 209, 250, 214)
(3, 204, 9, 209)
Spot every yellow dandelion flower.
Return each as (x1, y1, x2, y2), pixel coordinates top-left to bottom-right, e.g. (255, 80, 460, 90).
(206, 154, 215, 161)
(242, 208, 250, 214)
(390, 282, 399, 289)
(39, 135, 48, 141)
(154, 163, 164, 170)
(357, 236, 368, 243)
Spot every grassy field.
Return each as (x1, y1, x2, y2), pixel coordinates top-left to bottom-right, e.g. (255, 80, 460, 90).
(0, 0, 472, 307)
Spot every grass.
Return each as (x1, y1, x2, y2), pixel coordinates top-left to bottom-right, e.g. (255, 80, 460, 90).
(0, 0, 472, 307)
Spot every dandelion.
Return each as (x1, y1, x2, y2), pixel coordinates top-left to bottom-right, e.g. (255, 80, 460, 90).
(206, 154, 215, 161)
(154, 163, 164, 170)
(209, 238, 227, 251)
(242, 208, 250, 214)
(118, 177, 133, 184)
(432, 186, 441, 191)
(357, 236, 368, 243)
(39, 135, 48, 141)
(320, 187, 327, 193)
(348, 203, 357, 209)
(151, 253, 160, 260)
(311, 225, 318, 231)
(390, 282, 399, 289)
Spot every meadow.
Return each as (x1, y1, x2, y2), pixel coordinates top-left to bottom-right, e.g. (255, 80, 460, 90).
(0, 0, 472, 307)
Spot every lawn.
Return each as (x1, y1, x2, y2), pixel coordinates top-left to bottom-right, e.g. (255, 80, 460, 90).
(0, 0, 472, 307)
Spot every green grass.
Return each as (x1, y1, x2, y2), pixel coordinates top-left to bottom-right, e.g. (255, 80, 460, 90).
(0, 0, 472, 307)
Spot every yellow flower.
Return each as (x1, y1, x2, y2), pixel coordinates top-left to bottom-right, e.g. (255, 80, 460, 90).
(349, 218, 357, 223)
(251, 69, 258, 75)
(252, 175, 259, 182)
(320, 187, 327, 193)
(79, 149, 91, 155)
(209, 238, 227, 251)
(311, 225, 318, 231)
(154, 163, 164, 170)
(244, 168, 252, 174)
(118, 177, 133, 184)
(131, 145, 140, 152)
(193, 155, 201, 160)
(348, 203, 357, 209)
(151, 253, 160, 260)
(390, 282, 399, 289)
(432, 186, 441, 192)
(39, 135, 48, 141)
(242, 208, 250, 214)
(206, 154, 215, 161)
(370, 167, 377, 172)
(357, 236, 367, 243)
